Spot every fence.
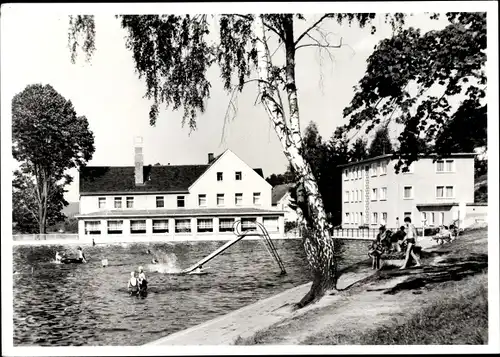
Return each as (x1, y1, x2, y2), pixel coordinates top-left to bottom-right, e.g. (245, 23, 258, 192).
(13, 234, 79, 241)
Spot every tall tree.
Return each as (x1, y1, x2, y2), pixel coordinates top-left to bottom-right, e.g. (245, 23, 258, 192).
(343, 13, 486, 172)
(349, 137, 369, 162)
(368, 125, 394, 157)
(69, 13, 406, 307)
(12, 84, 95, 233)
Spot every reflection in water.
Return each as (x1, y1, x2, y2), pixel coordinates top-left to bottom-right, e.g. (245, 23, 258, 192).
(12, 239, 368, 346)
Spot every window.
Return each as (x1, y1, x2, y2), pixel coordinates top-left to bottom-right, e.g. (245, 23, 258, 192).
(217, 172, 223, 181)
(85, 221, 101, 235)
(403, 186, 413, 199)
(263, 217, 279, 232)
(371, 163, 377, 177)
(241, 217, 257, 231)
(235, 171, 242, 180)
(253, 192, 261, 205)
(350, 169, 354, 180)
(360, 212, 363, 224)
(177, 195, 185, 208)
(439, 212, 445, 225)
(371, 212, 378, 225)
(436, 160, 454, 173)
(219, 218, 234, 232)
(197, 218, 213, 233)
(107, 220, 123, 234)
(130, 220, 146, 234)
(217, 193, 225, 206)
(198, 194, 207, 207)
(380, 161, 388, 175)
(344, 169, 348, 181)
(436, 186, 444, 198)
(421, 212, 427, 224)
(156, 196, 164, 208)
(429, 212, 435, 226)
(355, 212, 359, 225)
(235, 193, 243, 206)
(436, 186, 454, 198)
(356, 190, 359, 202)
(371, 188, 378, 201)
(446, 186, 454, 198)
(382, 212, 387, 225)
(345, 191, 350, 203)
(380, 187, 387, 200)
(351, 190, 354, 203)
(152, 219, 169, 233)
(98, 197, 106, 209)
(126, 197, 134, 208)
(345, 212, 350, 225)
(114, 197, 122, 209)
(175, 219, 191, 233)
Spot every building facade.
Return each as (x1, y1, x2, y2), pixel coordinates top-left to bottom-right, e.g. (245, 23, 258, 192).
(271, 183, 298, 223)
(339, 153, 477, 229)
(76, 139, 285, 242)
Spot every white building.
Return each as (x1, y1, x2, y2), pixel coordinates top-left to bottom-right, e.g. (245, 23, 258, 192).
(76, 138, 285, 242)
(271, 183, 298, 223)
(339, 153, 486, 229)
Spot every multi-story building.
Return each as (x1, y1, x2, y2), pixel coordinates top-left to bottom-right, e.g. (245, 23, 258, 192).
(75, 137, 284, 242)
(339, 153, 478, 229)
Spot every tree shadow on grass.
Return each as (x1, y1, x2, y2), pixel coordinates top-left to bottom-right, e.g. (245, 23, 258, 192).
(383, 254, 488, 295)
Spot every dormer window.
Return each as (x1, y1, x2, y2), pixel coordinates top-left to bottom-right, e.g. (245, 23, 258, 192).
(217, 172, 223, 181)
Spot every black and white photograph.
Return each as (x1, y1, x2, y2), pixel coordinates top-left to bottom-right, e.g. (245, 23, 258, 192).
(1, 1, 498, 355)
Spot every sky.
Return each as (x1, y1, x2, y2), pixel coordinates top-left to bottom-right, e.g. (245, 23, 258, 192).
(0, 4, 483, 204)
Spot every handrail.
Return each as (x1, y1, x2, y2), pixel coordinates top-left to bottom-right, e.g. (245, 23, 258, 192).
(233, 220, 286, 275)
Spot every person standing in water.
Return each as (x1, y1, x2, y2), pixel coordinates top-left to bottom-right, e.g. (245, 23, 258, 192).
(55, 251, 62, 264)
(137, 266, 148, 292)
(127, 272, 139, 296)
(400, 217, 422, 270)
(76, 247, 87, 263)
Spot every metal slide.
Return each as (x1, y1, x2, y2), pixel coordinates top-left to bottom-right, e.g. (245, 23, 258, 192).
(181, 220, 287, 275)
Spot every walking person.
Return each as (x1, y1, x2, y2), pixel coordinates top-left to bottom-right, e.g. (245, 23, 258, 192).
(400, 217, 422, 270)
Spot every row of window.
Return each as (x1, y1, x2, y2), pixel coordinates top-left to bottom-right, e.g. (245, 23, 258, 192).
(343, 161, 389, 181)
(344, 185, 454, 203)
(98, 192, 263, 209)
(217, 171, 242, 181)
(84, 217, 279, 234)
(343, 159, 455, 181)
(421, 211, 447, 226)
(344, 212, 388, 225)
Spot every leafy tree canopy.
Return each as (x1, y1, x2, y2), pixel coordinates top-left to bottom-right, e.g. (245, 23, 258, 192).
(343, 12, 486, 172)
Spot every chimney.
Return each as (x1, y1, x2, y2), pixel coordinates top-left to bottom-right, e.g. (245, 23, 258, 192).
(134, 136, 144, 185)
(208, 153, 214, 164)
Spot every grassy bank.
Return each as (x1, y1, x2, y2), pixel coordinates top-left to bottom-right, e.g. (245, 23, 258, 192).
(235, 228, 488, 345)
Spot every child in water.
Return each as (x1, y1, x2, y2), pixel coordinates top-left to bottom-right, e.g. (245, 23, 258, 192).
(127, 272, 138, 296)
(137, 266, 148, 292)
(55, 251, 62, 264)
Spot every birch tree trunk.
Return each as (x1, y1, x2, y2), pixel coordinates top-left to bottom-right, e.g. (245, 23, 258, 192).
(254, 15, 338, 307)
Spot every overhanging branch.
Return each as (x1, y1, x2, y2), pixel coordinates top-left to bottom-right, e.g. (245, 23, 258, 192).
(294, 14, 333, 47)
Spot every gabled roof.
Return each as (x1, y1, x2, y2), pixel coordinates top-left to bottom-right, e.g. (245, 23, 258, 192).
(272, 183, 294, 205)
(80, 161, 265, 195)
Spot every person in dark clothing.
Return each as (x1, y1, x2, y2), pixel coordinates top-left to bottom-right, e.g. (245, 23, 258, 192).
(390, 226, 406, 253)
(368, 235, 384, 270)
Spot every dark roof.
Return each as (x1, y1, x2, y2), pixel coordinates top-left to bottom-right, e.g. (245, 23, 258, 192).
(337, 153, 476, 168)
(76, 207, 285, 218)
(80, 164, 266, 195)
(272, 183, 294, 205)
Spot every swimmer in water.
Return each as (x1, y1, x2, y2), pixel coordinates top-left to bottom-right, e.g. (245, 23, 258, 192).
(127, 271, 138, 296)
(55, 251, 62, 264)
(137, 266, 148, 295)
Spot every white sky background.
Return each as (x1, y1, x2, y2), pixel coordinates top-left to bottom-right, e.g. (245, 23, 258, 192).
(1, 7, 450, 202)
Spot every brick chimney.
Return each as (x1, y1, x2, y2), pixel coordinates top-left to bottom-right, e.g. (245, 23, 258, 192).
(134, 136, 144, 185)
(208, 153, 214, 164)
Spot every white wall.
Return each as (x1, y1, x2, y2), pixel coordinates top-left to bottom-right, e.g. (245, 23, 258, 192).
(189, 150, 272, 209)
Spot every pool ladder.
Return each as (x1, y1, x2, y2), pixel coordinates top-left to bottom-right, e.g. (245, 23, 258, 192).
(233, 220, 287, 275)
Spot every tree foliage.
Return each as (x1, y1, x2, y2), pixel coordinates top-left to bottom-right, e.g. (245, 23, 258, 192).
(343, 12, 486, 172)
(349, 137, 369, 162)
(368, 125, 394, 157)
(12, 84, 95, 233)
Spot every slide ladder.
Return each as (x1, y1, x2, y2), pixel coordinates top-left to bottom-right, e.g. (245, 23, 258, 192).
(181, 220, 286, 275)
(233, 220, 287, 275)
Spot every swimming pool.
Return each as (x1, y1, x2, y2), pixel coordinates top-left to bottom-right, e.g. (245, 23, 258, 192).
(12, 239, 369, 346)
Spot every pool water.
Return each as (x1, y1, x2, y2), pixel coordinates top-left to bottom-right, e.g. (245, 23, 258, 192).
(12, 239, 369, 346)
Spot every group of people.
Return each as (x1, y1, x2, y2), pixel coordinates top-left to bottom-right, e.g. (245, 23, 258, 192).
(127, 266, 148, 296)
(368, 217, 422, 270)
(55, 247, 87, 264)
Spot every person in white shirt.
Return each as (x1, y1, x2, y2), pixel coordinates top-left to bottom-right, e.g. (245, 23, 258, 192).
(400, 217, 422, 270)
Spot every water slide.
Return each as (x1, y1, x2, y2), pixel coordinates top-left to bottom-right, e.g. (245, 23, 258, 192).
(181, 221, 287, 275)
